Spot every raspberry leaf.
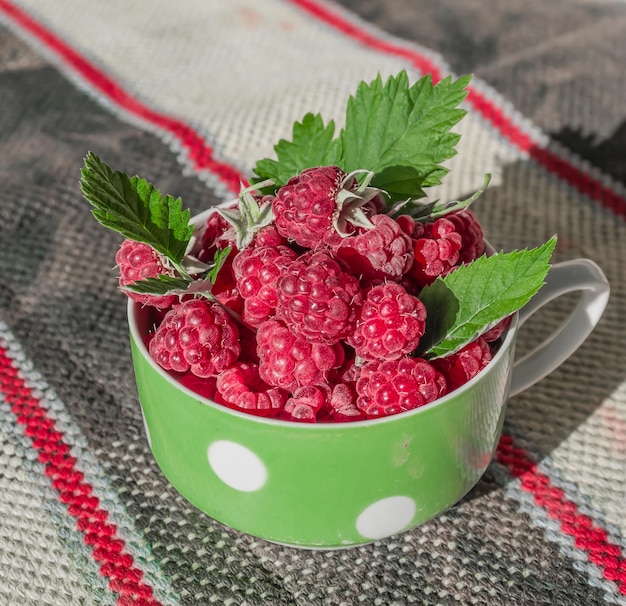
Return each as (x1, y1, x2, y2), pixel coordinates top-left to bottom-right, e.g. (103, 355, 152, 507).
(389, 173, 491, 220)
(341, 72, 470, 201)
(204, 246, 232, 285)
(123, 275, 192, 296)
(428, 173, 491, 219)
(414, 281, 459, 356)
(372, 166, 428, 201)
(81, 152, 193, 265)
(125, 247, 231, 297)
(419, 237, 557, 358)
(253, 113, 342, 188)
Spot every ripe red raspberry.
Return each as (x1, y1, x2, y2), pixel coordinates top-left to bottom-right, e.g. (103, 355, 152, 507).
(197, 208, 237, 263)
(323, 383, 364, 422)
(210, 249, 244, 315)
(216, 363, 286, 417)
(251, 224, 286, 248)
(148, 299, 240, 377)
(276, 251, 363, 344)
(195, 211, 243, 314)
(283, 385, 330, 423)
(446, 209, 485, 264)
(396, 214, 416, 237)
(238, 325, 261, 364)
(348, 283, 426, 361)
(333, 214, 414, 282)
(256, 319, 345, 392)
(408, 217, 463, 287)
(272, 166, 345, 248)
(334, 355, 362, 384)
(232, 245, 297, 327)
(178, 372, 223, 403)
(356, 357, 447, 418)
(481, 315, 512, 343)
(115, 240, 176, 309)
(432, 337, 492, 391)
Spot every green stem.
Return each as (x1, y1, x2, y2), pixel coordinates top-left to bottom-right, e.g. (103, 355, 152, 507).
(172, 260, 192, 281)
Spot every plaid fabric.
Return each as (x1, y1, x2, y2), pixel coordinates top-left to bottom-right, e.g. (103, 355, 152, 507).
(0, 1, 625, 604)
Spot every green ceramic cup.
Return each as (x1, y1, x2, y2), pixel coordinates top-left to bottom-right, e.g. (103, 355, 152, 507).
(128, 223, 609, 548)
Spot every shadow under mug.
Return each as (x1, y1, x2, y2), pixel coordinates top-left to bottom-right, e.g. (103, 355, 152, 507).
(128, 232, 609, 548)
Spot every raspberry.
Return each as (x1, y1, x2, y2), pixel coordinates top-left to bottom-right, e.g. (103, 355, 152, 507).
(432, 337, 491, 390)
(197, 208, 237, 263)
(148, 299, 240, 377)
(333, 214, 414, 282)
(273, 166, 346, 248)
(212, 282, 244, 316)
(348, 283, 426, 361)
(283, 385, 330, 423)
(446, 209, 485, 264)
(251, 223, 286, 248)
(232, 245, 297, 327)
(408, 217, 463, 286)
(276, 251, 363, 344)
(323, 382, 364, 422)
(481, 315, 512, 343)
(334, 355, 361, 384)
(396, 214, 416, 237)
(398, 275, 421, 297)
(238, 325, 260, 364)
(195, 212, 243, 314)
(256, 319, 345, 392)
(356, 357, 447, 418)
(210, 249, 244, 315)
(115, 240, 176, 309)
(178, 372, 222, 403)
(216, 363, 286, 417)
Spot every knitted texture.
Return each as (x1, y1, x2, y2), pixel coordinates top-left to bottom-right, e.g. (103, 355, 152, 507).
(1, 1, 626, 604)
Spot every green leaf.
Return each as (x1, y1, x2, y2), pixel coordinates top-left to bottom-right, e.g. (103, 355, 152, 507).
(428, 173, 491, 219)
(81, 152, 193, 264)
(415, 280, 459, 357)
(371, 166, 427, 202)
(126, 245, 233, 297)
(253, 113, 342, 187)
(419, 237, 557, 358)
(205, 246, 232, 285)
(123, 274, 192, 296)
(390, 173, 491, 220)
(341, 72, 470, 201)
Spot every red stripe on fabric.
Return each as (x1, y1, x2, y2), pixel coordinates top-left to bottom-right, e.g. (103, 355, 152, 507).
(497, 435, 626, 594)
(285, 0, 444, 79)
(0, 346, 164, 606)
(287, 0, 626, 219)
(0, 0, 242, 195)
(3, 0, 624, 216)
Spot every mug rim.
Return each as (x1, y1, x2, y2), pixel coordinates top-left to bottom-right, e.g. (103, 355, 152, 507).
(128, 298, 519, 429)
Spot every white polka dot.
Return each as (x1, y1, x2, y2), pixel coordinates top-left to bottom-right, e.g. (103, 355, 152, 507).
(207, 440, 267, 492)
(141, 410, 152, 449)
(356, 496, 416, 540)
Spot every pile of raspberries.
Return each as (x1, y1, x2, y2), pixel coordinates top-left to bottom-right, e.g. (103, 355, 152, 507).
(118, 166, 510, 423)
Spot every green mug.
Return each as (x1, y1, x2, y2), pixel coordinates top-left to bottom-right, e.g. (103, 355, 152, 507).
(128, 219, 610, 548)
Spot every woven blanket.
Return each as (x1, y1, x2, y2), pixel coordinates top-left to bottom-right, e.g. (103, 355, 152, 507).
(1, 1, 625, 604)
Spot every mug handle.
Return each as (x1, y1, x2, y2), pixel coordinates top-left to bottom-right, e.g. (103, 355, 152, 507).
(509, 259, 610, 397)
